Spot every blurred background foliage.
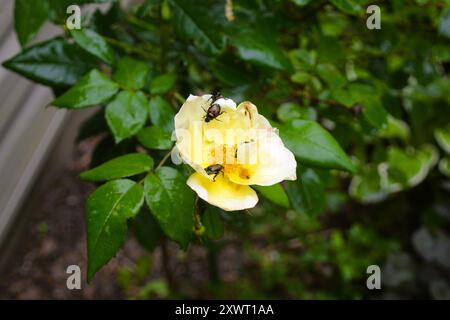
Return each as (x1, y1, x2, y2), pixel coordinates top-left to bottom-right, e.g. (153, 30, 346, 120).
(3, 0, 450, 299)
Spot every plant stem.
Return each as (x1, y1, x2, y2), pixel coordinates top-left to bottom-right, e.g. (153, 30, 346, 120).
(103, 36, 154, 60)
(156, 149, 173, 170)
(126, 14, 158, 32)
(193, 196, 203, 237)
(174, 92, 185, 104)
(161, 237, 175, 291)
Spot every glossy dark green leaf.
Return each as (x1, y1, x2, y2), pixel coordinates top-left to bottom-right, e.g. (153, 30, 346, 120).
(51, 69, 119, 108)
(169, 0, 226, 55)
(2, 37, 98, 88)
(202, 207, 224, 240)
(80, 153, 153, 181)
(210, 56, 250, 86)
(253, 184, 290, 208)
(144, 167, 194, 249)
(137, 126, 173, 150)
(231, 25, 291, 71)
(71, 28, 116, 65)
(150, 73, 177, 94)
(149, 96, 175, 133)
(105, 91, 149, 143)
(280, 119, 356, 173)
(286, 169, 325, 216)
(134, 207, 162, 252)
(14, 0, 49, 47)
(113, 57, 149, 90)
(86, 179, 144, 281)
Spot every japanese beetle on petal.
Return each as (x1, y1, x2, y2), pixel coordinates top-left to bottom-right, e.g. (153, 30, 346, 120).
(203, 91, 224, 123)
(205, 164, 224, 181)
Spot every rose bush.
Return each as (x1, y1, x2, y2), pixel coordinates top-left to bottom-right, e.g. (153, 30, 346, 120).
(3, 0, 450, 298)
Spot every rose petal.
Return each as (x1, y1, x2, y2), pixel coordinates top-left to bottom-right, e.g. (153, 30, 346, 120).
(227, 131, 297, 186)
(187, 172, 258, 211)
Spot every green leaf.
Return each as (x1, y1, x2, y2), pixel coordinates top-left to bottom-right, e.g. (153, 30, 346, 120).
(51, 69, 119, 108)
(2, 37, 98, 88)
(346, 84, 388, 129)
(277, 103, 317, 122)
(253, 184, 290, 208)
(80, 153, 153, 181)
(149, 96, 175, 133)
(349, 165, 387, 204)
(379, 145, 438, 192)
(434, 126, 450, 154)
(144, 167, 194, 249)
(286, 169, 325, 216)
(113, 57, 149, 90)
(380, 116, 410, 141)
(316, 64, 346, 89)
(331, 87, 358, 107)
(291, 71, 311, 84)
(362, 98, 388, 130)
(330, 0, 362, 15)
(150, 73, 177, 94)
(86, 179, 144, 281)
(137, 126, 173, 150)
(14, 0, 49, 47)
(202, 207, 224, 240)
(439, 157, 450, 177)
(210, 57, 250, 86)
(169, 0, 226, 55)
(231, 22, 291, 71)
(134, 208, 162, 252)
(105, 91, 149, 143)
(280, 120, 356, 173)
(71, 28, 116, 65)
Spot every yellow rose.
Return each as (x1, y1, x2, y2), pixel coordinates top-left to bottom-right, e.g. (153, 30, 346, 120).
(174, 94, 297, 211)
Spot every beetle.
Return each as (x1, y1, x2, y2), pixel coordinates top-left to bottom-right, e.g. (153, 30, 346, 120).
(205, 164, 224, 181)
(203, 91, 224, 123)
